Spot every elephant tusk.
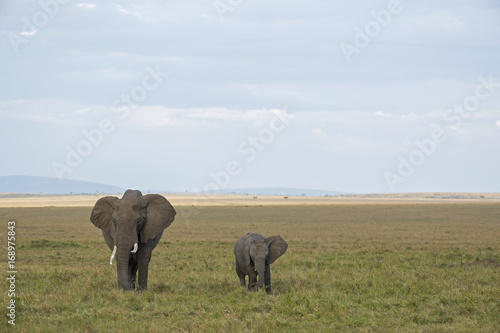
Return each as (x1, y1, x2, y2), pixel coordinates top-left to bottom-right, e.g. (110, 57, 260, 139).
(110, 245, 117, 265)
(131, 243, 138, 254)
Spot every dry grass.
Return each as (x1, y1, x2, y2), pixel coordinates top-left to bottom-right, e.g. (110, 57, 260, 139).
(1, 196, 499, 332)
(1, 192, 499, 208)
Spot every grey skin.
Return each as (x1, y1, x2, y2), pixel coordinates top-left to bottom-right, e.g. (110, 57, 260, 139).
(90, 190, 176, 291)
(234, 232, 288, 294)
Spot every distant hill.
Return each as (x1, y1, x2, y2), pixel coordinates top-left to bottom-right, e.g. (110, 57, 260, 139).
(0, 175, 125, 195)
(198, 187, 347, 197)
(0, 175, 345, 197)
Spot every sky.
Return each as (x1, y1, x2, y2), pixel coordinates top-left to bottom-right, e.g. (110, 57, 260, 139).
(1, 0, 500, 194)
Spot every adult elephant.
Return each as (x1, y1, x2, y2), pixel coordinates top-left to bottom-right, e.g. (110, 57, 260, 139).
(234, 232, 288, 294)
(90, 190, 176, 291)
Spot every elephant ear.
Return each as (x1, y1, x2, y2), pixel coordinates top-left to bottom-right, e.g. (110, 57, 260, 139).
(266, 235, 288, 264)
(141, 194, 176, 243)
(90, 196, 118, 231)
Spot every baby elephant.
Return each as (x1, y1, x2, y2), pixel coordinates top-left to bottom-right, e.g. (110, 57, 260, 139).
(234, 232, 288, 294)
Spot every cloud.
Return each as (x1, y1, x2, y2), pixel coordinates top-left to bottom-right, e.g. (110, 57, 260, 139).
(125, 107, 292, 131)
(312, 127, 326, 136)
(114, 4, 141, 17)
(92, 67, 143, 80)
(19, 30, 37, 37)
(375, 111, 392, 117)
(0, 100, 91, 126)
(235, 84, 318, 106)
(77, 3, 96, 9)
(400, 10, 464, 32)
(1, 1, 499, 193)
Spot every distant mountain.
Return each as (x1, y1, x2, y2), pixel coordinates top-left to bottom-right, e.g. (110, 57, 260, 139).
(198, 187, 347, 197)
(0, 175, 125, 195)
(0, 175, 346, 197)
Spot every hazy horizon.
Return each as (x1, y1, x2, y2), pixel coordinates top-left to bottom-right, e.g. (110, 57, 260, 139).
(1, 1, 499, 194)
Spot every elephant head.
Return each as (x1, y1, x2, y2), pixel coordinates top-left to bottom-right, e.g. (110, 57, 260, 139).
(90, 190, 176, 290)
(234, 233, 288, 293)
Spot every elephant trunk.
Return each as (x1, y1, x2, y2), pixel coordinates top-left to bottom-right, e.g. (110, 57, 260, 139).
(116, 247, 132, 290)
(255, 260, 266, 289)
(114, 235, 137, 290)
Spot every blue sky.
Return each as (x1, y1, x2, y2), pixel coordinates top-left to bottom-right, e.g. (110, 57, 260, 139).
(1, 0, 499, 193)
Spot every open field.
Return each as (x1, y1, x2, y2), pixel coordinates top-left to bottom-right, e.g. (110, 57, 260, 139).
(1, 192, 500, 208)
(1, 197, 499, 332)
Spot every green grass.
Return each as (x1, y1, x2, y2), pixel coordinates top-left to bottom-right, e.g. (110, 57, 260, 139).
(1, 203, 500, 332)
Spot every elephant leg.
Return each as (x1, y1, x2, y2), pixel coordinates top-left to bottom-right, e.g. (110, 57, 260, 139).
(264, 264, 271, 294)
(248, 270, 258, 291)
(137, 263, 149, 291)
(137, 246, 152, 291)
(236, 265, 246, 287)
(128, 256, 138, 290)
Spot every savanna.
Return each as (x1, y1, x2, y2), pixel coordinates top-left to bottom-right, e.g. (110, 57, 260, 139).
(1, 195, 499, 332)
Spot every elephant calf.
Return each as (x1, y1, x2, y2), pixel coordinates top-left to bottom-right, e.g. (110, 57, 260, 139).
(90, 190, 176, 291)
(234, 232, 288, 294)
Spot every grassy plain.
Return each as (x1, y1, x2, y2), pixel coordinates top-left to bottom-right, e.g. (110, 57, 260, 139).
(1, 196, 499, 332)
